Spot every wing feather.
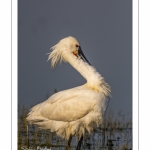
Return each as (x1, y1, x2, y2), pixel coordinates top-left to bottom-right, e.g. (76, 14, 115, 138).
(27, 86, 99, 122)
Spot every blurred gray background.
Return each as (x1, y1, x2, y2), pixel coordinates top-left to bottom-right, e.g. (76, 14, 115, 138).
(18, 0, 132, 116)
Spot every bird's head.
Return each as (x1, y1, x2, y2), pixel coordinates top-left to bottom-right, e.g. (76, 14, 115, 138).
(48, 36, 90, 68)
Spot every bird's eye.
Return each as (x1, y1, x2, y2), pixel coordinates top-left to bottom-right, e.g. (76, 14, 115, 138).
(75, 44, 79, 48)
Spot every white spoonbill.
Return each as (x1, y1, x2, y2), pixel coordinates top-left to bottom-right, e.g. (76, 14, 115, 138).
(26, 36, 111, 150)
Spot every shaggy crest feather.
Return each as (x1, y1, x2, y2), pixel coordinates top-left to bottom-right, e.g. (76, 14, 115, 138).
(47, 45, 65, 68)
(48, 36, 78, 68)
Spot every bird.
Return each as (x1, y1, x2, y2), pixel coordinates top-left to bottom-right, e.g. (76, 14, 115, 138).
(26, 36, 111, 150)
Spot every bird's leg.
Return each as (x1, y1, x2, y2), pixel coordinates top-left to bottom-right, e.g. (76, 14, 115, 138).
(65, 135, 72, 150)
(76, 135, 83, 150)
(68, 135, 72, 148)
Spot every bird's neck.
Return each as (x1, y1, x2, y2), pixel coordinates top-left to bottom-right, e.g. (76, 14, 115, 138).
(65, 53, 109, 93)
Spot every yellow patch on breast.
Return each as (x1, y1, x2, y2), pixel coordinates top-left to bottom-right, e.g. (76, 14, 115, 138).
(91, 86, 100, 93)
(85, 84, 100, 93)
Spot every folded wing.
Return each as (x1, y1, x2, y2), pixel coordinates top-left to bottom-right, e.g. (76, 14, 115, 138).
(27, 86, 99, 123)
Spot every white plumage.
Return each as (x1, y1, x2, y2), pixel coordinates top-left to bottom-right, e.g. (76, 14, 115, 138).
(26, 36, 111, 142)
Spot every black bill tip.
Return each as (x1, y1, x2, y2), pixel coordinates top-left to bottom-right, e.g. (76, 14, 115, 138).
(78, 46, 91, 65)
